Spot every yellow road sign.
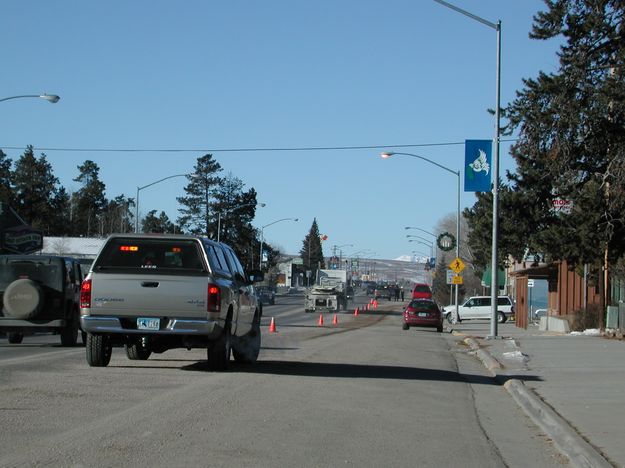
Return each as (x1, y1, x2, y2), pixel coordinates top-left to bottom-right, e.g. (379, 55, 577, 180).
(451, 274, 463, 285)
(449, 257, 465, 274)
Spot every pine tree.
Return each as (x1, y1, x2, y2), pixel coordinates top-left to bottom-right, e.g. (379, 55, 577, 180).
(12, 146, 63, 234)
(0, 150, 13, 207)
(502, 1, 625, 271)
(72, 160, 107, 237)
(300, 218, 326, 282)
(177, 154, 222, 236)
(142, 210, 175, 233)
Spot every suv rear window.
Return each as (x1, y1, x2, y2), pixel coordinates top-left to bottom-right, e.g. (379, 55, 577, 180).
(0, 258, 64, 291)
(409, 300, 439, 312)
(93, 238, 206, 275)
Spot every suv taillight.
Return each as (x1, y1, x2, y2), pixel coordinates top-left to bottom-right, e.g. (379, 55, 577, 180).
(207, 284, 221, 312)
(80, 279, 92, 308)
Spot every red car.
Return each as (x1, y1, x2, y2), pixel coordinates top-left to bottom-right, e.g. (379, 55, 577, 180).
(411, 283, 432, 299)
(402, 299, 444, 332)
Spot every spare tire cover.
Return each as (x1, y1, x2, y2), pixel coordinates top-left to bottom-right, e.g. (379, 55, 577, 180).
(3, 279, 44, 319)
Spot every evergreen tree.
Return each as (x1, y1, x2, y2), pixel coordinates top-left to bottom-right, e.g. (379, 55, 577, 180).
(101, 195, 134, 234)
(300, 218, 326, 282)
(12, 146, 63, 233)
(0, 150, 13, 207)
(213, 173, 260, 257)
(177, 154, 222, 236)
(73, 160, 107, 237)
(501, 1, 625, 269)
(142, 210, 176, 233)
(49, 186, 71, 235)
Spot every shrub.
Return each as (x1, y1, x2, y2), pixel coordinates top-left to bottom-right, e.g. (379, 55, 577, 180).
(571, 303, 602, 331)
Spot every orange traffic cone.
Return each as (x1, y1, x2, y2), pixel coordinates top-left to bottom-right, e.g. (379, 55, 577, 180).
(318, 314, 324, 326)
(269, 317, 277, 333)
(332, 314, 338, 326)
(366, 303, 370, 311)
(354, 307, 359, 316)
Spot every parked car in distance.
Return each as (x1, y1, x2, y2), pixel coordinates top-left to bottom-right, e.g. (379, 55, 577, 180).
(411, 283, 432, 300)
(402, 298, 443, 332)
(257, 286, 276, 306)
(442, 295, 514, 324)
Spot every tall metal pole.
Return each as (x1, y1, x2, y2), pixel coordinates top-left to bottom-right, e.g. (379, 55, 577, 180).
(135, 186, 140, 233)
(489, 21, 502, 338)
(455, 171, 460, 324)
(432, 0, 502, 338)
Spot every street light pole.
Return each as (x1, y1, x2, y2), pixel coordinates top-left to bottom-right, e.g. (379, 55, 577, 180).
(382, 151, 461, 323)
(433, 0, 502, 338)
(259, 217, 298, 269)
(135, 174, 192, 233)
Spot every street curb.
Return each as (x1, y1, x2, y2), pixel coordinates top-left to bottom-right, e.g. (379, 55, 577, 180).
(464, 337, 501, 374)
(503, 379, 612, 468)
(464, 337, 613, 468)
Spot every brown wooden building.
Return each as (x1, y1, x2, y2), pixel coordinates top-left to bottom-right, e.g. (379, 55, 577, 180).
(510, 260, 600, 329)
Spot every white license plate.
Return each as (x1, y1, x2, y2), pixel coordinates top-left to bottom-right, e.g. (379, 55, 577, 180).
(137, 318, 160, 330)
(418, 312, 428, 317)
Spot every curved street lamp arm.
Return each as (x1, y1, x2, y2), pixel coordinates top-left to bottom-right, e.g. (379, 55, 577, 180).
(0, 94, 60, 103)
(138, 173, 190, 191)
(405, 226, 437, 238)
(381, 152, 459, 177)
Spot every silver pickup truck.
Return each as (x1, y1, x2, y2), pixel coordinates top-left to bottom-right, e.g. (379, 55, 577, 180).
(80, 234, 263, 370)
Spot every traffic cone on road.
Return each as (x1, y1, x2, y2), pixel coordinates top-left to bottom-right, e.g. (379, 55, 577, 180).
(373, 300, 378, 309)
(269, 317, 277, 333)
(366, 303, 370, 311)
(318, 314, 324, 326)
(354, 307, 359, 316)
(332, 314, 338, 326)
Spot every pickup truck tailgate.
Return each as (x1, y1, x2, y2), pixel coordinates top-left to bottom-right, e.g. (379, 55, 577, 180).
(89, 273, 209, 318)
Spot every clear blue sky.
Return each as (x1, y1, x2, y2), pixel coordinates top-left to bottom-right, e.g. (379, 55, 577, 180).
(1, 1, 560, 260)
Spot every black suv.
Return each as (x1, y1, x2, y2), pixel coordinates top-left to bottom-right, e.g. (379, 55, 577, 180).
(0, 255, 84, 346)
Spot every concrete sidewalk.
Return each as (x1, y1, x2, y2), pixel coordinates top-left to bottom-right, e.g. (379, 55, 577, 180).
(453, 321, 625, 468)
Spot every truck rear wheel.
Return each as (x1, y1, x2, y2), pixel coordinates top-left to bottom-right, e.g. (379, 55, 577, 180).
(233, 312, 261, 364)
(86, 333, 112, 367)
(125, 340, 152, 360)
(207, 321, 231, 371)
(7, 332, 23, 344)
(60, 310, 79, 347)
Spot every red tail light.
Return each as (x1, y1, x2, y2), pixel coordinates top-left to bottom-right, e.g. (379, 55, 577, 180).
(80, 279, 92, 308)
(207, 284, 221, 312)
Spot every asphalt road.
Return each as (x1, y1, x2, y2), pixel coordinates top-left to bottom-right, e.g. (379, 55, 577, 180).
(0, 293, 566, 467)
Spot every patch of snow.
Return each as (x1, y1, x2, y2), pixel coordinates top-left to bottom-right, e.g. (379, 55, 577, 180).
(570, 328, 602, 336)
(502, 350, 529, 362)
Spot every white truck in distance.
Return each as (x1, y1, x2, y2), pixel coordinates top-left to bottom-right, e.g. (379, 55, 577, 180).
(304, 269, 348, 313)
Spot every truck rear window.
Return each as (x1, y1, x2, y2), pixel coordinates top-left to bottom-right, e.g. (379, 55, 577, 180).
(93, 238, 206, 275)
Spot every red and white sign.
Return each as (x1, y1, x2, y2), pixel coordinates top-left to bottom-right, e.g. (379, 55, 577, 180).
(552, 199, 573, 214)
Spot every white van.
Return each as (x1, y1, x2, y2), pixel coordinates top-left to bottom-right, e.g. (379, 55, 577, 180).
(443, 296, 514, 324)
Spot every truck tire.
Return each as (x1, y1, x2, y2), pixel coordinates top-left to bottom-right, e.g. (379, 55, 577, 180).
(3, 279, 44, 319)
(86, 333, 112, 367)
(7, 332, 23, 344)
(497, 311, 507, 323)
(207, 321, 231, 371)
(60, 310, 79, 347)
(232, 311, 261, 364)
(125, 341, 152, 360)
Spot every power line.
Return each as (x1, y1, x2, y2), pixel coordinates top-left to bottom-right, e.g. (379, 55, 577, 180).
(0, 139, 517, 154)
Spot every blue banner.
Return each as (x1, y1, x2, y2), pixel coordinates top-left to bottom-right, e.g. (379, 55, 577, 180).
(464, 139, 492, 192)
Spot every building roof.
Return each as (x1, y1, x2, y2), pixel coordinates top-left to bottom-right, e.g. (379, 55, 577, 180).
(41, 237, 106, 258)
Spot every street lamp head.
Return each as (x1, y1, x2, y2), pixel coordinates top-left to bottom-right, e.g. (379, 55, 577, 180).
(259, 203, 266, 208)
(40, 94, 60, 103)
(380, 152, 394, 159)
(294, 218, 299, 222)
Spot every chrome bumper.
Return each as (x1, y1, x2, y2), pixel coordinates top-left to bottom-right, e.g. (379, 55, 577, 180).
(80, 316, 222, 336)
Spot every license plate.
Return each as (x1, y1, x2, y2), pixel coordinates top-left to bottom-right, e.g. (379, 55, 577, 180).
(137, 318, 160, 330)
(418, 312, 428, 317)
